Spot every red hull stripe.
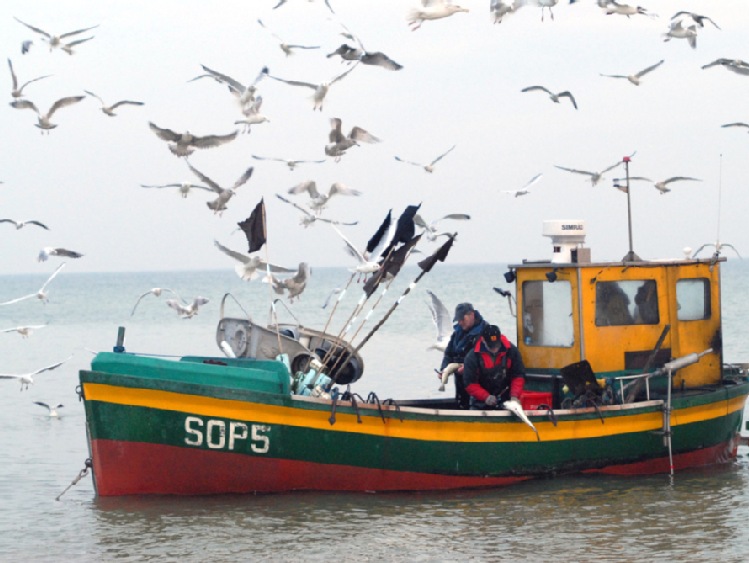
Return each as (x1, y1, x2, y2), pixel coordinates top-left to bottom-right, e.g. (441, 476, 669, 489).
(90, 439, 530, 496)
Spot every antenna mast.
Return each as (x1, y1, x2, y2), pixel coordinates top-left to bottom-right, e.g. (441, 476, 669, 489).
(622, 155, 641, 262)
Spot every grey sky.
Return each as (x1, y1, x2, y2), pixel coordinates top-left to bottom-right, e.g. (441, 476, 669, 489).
(2, 0, 748, 274)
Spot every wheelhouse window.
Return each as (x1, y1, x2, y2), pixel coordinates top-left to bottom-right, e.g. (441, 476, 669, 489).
(677, 278, 711, 320)
(521, 280, 573, 347)
(595, 280, 659, 326)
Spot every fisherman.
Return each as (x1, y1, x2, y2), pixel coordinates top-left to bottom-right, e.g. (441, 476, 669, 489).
(440, 302, 487, 409)
(462, 324, 526, 410)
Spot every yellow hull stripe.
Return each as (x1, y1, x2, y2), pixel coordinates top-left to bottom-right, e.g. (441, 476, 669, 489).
(84, 383, 747, 444)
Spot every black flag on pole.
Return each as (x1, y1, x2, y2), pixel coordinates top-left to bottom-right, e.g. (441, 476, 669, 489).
(238, 198, 267, 253)
(379, 204, 420, 259)
(363, 234, 421, 297)
(418, 234, 455, 273)
(365, 209, 392, 257)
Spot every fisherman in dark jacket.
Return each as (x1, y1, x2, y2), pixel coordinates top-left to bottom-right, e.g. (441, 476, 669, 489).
(440, 302, 487, 409)
(463, 324, 525, 409)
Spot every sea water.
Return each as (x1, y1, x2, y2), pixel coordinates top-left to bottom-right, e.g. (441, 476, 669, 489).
(1, 263, 748, 561)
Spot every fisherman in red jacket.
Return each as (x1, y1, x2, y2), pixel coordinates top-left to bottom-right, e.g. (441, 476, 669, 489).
(462, 324, 525, 409)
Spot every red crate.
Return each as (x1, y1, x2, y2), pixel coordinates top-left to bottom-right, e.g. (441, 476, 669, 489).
(519, 391, 552, 411)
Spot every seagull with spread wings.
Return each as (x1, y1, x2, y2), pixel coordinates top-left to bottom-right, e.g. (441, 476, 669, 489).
(652, 176, 702, 194)
(702, 58, 749, 76)
(721, 122, 749, 133)
(554, 157, 624, 186)
(266, 64, 358, 111)
(140, 182, 214, 198)
(275, 193, 358, 228)
(288, 181, 361, 214)
(84, 90, 144, 116)
(10, 96, 85, 133)
(13, 17, 98, 53)
(1, 324, 47, 338)
(408, 1, 469, 31)
(131, 287, 182, 316)
(214, 240, 295, 281)
(166, 297, 210, 319)
(0, 218, 49, 230)
(504, 173, 543, 197)
(0, 263, 65, 305)
(8, 58, 50, 99)
(331, 225, 381, 279)
(190, 64, 268, 112)
(414, 212, 470, 241)
(263, 262, 312, 303)
(38, 247, 83, 262)
(325, 117, 380, 160)
(671, 11, 720, 29)
(33, 401, 65, 417)
(663, 21, 698, 48)
(600, 59, 664, 85)
(394, 145, 456, 173)
(521, 85, 577, 109)
(257, 18, 320, 56)
(0, 355, 72, 391)
(426, 289, 451, 352)
(186, 161, 254, 216)
(251, 155, 325, 171)
(148, 122, 238, 158)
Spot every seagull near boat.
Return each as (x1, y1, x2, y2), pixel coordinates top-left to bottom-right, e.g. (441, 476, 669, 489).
(140, 182, 213, 199)
(701, 58, 749, 76)
(251, 155, 325, 171)
(131, 288, 182, 316)
(266, 64, 359, 111)
(0, 354, 72, 391)
(425, 289, 450, 353)
(407, 0, 469, 31)
(256, 18, 320, 56)
(213, 240, 296, 282)
(263, 262, 312, 303)
(394, 145, 456, 173)
(521, 85, 577, 109)
(7, 58, 51, 99)
(10, 96, 85, 133)
(721, 122, 749, 133)
(600, 59, 664, 85)
(331, 224, 381, 278)
(554, 158, 624, 186)
(275, 193, 358, 228)
(148, 122, 239, 158)
(1, 324, 47, 338)
(33, 401, 64, 417)
(0, 263, 65, 306)
(326, 117, 380, 161)
(288, 181, 361, 214)
(0, 218, 49, 230)
(38, 247, 84, 262)
(652, 176, 702, 195)
(611, 176, 651, 194)
(186, 161, 254, 216)
(692, 241, 741, 260)
(414, 212, 470, 241)
(504, 173, 543, 197)
(663, 21, 698, 49)
(13, 17, 98, 53)
(84, 90, 144, 116)
(166, 297, 210, 319)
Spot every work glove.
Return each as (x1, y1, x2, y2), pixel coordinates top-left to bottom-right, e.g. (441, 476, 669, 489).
(484, 395, 498, 407)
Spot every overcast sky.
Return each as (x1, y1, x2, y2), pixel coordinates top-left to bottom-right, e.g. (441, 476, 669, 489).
(1, 0, 748, 275)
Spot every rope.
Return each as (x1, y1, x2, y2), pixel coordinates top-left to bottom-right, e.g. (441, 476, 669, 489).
(55, 458, 92, 501)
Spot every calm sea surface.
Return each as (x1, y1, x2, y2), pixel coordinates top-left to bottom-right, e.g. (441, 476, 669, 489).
(1, 262, 748, 562)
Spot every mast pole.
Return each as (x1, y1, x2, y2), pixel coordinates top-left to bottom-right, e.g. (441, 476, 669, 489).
(622, 155, 640, 262)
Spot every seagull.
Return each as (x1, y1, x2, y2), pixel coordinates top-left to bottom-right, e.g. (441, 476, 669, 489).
(652, 176, 701, 194)
(426, 289, 450, 352)
(721, 122, 749, 133)
(326, 117, 380, 160)
(38, 247, 83, 262)
(84, 90, 144, 116)
(33, 401, 65, 417)
(394, 145, 456, 173)
(266, 64, 358, 111)
(701, 59, 749, 76)
(554, 159, 624, 186)
(408, 0, 469, 31)
(520, 0, 561, 22)
(600, 59, 664, 85)
(692, 241, 741, 260)
(490, 0, 520, 24)
(288, 181, 361, 214)
(166, 297, 210, 319)
(214, 240, 296, 281)
(1, 324, 47, 338)
(10, 96, 85, 133)
(0, 218, 49, 230)
(521, 85, 577, 109)
(611, 176, 652, 194)
(131, 287, 182, 316)
(671, 11, 720, 29)
(275, 193, 358, 228)
(140, 182, 214, 198)
(663, 21, 698, 49)
(186, 161, 254, 216)
(8, 58, 51, 98)
(190, 64, 268, 111)
(0, 263, 65, 305)
(251, 155, 326, 170)
(601, 1, 653, 17)
(148, 122, 238, 157)
(414, 212, 470, 241)
(13, 18, 98, 53)
(234, 96, 270, 133)
(257, 18, 320, 56)
(263, 262, 311, 302)
(331, 225, 381, 279)
(0, 355, 72, 391)
(327, 44, 403, 71)
(21, 40, 33, 54)
(504, 173, 543, 197)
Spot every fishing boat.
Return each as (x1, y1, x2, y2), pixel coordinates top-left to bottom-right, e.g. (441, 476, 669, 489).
(79, 219, 749, 496)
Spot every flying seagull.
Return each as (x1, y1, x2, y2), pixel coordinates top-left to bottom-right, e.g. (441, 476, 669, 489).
(611, 176, 652, 194)
(701, 58, 749, 76)
(331, 224, 381, 279)
(10, 96, 85, 133)
(257, 18, 320, 56)
(692, 241, 741, 260)
(521, 85, 577, 109)
(8, 58, 51, 98)
(0, 354, 72, 391)
(140, 182, 214, 198)
(166, 297, 210, 319)
(327, 44, 403, 71)
(13, 17, 98, 53)
(186, 161, 254, 216)
(426, 289, 450, 352)
(671, 11, 720, 29)
(504, 173, 543, 197)
(554, 158, 624, 186)
(234, 96, 270, 133)
(266, 64, 358, 111)
(414, 212, 470, 241)
(652, 176, 701, 194)
(0, 263, 65, 305)
(601, 1, 653, 17)
(408, 1, 469, 31)
(213, 240, 295, 281)
(288, 181, 361, 214)
(190, 64, 268, 112)
(663, 21, 698, 49)
(0, 218, 49, 230)
(394, 145, 456, 173)
(325, 117, 380, 160)
(148, 122, 238, 157)
(33, 401, 65, 417)
(38, 247, 83, 262)
(1, 324, 47, 338)
(251, 155, 325, 170)
(275, 193, 358, 228)
(721, 122, 749, 133)
(131, 287, 182, 316)
(84, 90, 144, 116)
(263, 262, 312, 302)
(600, 59, 664, 85)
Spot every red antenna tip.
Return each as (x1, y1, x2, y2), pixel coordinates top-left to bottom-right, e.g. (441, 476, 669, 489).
(623, 156, 631, 162)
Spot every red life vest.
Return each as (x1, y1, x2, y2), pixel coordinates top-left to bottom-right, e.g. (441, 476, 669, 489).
(472, 335, 514, 395)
